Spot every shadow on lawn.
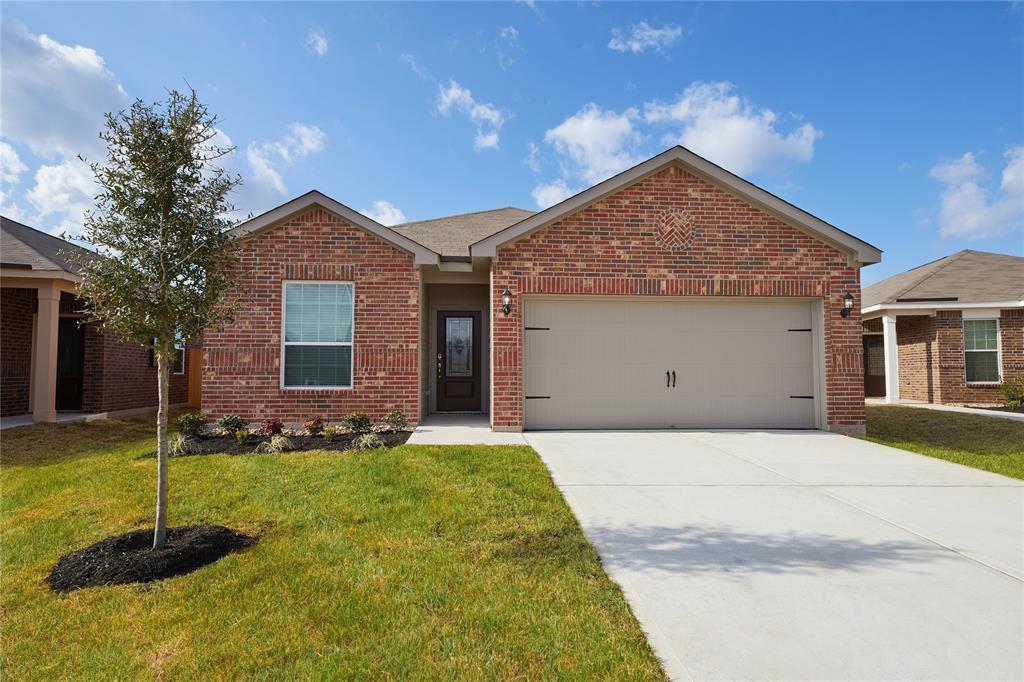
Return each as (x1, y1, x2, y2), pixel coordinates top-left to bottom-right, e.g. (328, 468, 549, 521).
(580, 523, 945, 576)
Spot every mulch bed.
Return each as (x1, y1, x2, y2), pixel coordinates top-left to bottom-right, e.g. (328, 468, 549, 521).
(47, 525, 256, 593)
(149, 431, 411, 457)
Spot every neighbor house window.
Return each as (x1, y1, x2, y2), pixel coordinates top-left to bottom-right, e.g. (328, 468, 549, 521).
(964, 319, 999, 383)
(282, 282, 354, 388)
(149, 333, 185, 374)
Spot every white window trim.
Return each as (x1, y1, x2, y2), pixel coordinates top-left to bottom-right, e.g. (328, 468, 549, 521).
(963, 318, 1001, 385)
(280, 280, 355, 390)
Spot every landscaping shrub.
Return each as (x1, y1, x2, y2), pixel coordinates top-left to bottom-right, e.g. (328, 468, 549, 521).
(354, 433, 385, 450)
(378, 411, 409, 432)
(303, 414, 325, 436)
(323, 425, 338, 442)
(234, 428, 251, 445)
(255, 435, 294, 454)
(340, 412, 372, 434)
(256, 418, 284, 436)
(169, 434, 200, 457)
(217, 414, 248, 435)
(1000, 376, 1024, 409)
(176, 413, 208, 437)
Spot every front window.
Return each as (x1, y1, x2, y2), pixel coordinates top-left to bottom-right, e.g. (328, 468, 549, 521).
(282, 282, 354, 388)
(964, 319, 999, 383)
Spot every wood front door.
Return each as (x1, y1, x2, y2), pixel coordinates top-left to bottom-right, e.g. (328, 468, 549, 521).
(437, 311, 481, 412)
(56, 317, 85, 411)
(863, 335, 886, 398)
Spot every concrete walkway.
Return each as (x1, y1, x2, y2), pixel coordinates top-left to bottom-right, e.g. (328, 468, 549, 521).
(867, 397, 1024, 422)
(527, 430, 1024, 681)
(407, 414, 527, 445)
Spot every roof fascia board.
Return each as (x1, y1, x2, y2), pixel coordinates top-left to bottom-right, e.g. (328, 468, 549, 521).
(862, 300, 1024, 315)
(0, 268, 81, 284)
(470, 147, 882, 265)
(229, 191, 439, 266)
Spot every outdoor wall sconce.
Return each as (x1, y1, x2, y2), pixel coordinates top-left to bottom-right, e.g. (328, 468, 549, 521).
(501, 287, 512, 315)
(840, 292, 854, 318)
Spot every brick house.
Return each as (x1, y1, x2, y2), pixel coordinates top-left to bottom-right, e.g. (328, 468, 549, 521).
(203, 147, 881, 434)
(862, 250, 1023, 405)
(0, 217, 194, 423)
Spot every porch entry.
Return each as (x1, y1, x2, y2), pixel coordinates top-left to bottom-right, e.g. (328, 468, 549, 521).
(863, 335, 886, 398)
(56, 317, 84, 411)
(436, 311, 481, 412)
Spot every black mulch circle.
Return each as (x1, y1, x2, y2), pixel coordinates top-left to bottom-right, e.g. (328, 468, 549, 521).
(47, 525, 256, 593)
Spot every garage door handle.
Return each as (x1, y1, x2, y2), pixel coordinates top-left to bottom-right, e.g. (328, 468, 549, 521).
(666, 370, 670, 388)
(671, 370, 676, 388)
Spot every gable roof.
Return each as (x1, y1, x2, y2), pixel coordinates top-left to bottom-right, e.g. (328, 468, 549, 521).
(470, 146, 882, 265)
(862, 250, 1024, 308)
(1, 215, 95, 275)
(391, 207, 533, 257)
(228, 190, 439, 265)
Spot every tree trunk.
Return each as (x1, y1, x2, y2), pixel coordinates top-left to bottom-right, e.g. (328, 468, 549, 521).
(153, 351, 171, 550)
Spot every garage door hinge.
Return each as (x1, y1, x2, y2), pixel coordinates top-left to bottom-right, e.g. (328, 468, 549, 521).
(787, 328, 812, 332)
(524, 326, 550, 331)
(789, 395, 814, 399)
(525, 396, 551, 400)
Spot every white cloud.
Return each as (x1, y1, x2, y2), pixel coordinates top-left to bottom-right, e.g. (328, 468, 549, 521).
(307, 28, 328, 58)
(0, 22, 128, 159)
(544, 103, 641, 184)
(929, 147, 1024, 239)
(532, 179, 574, 209)
(497, 26, 522, 70)
(644, 81, 822, 175)
(608, 22, 683, 54)
(524, 140, 542, 173)
(436, 80, 507, 151)
(362, 200, 407, 226)
(246, 123, 327, 195)
(26, 158, 96, 233)
(1, 141, 28, 185)
(400, 53, 433, 81)
(516, 0, 544, 20)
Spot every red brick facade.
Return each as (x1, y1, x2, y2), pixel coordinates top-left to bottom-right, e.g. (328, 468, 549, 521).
(490, 165, 865, 432)
(0, 287, 187, 417)
(871, 309, 1023, 405)
(201, 207, 420, 424)
(1, 288, 35, 417)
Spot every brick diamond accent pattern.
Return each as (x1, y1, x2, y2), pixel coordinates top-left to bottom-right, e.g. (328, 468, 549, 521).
(656, 207, 696, 250)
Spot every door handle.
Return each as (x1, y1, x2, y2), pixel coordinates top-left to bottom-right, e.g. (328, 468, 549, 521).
(666, 370, 670, 388)
(672, 371, 676, 388)
(437, 353, 442, 378)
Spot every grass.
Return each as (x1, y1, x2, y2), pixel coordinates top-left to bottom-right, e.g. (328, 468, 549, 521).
(1, 415, 664, 680)
(864, 405, 1024, 480)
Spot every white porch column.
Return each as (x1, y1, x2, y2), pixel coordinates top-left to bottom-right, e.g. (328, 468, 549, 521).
(32, 282, 60, 422)
(882, 313, 900, 403)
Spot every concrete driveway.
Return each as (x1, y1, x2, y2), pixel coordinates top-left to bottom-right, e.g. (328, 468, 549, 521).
(525, 430, 1024, 681)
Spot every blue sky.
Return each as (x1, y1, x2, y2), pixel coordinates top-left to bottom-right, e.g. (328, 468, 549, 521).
(1, 2, 1021, 283)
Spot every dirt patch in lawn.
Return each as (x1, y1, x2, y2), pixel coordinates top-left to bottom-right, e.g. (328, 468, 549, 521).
(47, 525, 256, 593)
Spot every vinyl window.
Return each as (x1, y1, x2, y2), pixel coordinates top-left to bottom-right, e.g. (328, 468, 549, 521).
(963, 319, 999, 383)
(282, 282, 354, 388)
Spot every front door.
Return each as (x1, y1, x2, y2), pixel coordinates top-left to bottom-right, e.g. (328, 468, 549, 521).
(437, 311, 481, 412)
(56, 317, 85, 411)
(863, 335, 886, 398)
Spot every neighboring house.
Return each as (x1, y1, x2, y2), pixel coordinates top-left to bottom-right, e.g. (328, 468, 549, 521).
(204, 146, 881, 435)
(862, 250, 1023, 405)
(0, 217, 194, 422)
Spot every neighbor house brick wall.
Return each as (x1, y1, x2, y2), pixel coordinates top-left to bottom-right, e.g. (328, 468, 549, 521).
(80, 327, 188, 413)
(202, 207, 420, 423)
(895, 315, 939, 402)
(1, 288, 35, 417)
(931, 309, 1023, 405)
(490, 165, 865, 433)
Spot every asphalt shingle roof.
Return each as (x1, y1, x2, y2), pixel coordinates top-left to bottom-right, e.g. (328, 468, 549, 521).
(1, 216, 95, 274)
(863, 250, 1024, 308)
(390, 207, 534, 257)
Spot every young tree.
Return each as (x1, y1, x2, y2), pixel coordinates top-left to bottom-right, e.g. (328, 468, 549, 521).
(73, 89, 241, 549)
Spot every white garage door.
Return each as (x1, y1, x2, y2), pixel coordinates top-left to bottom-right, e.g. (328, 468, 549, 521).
(524, 298, 819, 430)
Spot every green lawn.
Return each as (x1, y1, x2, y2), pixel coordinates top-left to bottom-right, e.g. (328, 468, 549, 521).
(864, 405, 1024, 480)
(1, 415, 664, 680)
